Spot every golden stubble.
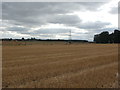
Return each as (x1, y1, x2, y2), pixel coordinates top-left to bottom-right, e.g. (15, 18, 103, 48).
(2, 42, 118, 88)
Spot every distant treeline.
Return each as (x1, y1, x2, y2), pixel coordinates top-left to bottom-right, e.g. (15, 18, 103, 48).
(94, 29, 120, 43)
(2, 38, 88, 43)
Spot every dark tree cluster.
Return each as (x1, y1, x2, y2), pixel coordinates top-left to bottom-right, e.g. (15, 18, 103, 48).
(2, 38, 88, 42)
(94, 29, 120, 43)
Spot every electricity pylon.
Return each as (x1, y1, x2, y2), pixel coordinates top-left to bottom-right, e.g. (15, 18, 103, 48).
(68, 30, 72, 44)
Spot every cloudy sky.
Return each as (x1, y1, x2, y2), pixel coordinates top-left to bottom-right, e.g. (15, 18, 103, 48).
(1, 0, 119, 41)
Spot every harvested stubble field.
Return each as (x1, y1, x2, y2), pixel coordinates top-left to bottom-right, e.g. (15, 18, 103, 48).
(2, 42, 118, 88)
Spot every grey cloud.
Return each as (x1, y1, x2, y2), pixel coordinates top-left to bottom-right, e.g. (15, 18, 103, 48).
(0, 2, 2, 19)
(2, 2, 113, 41)
(72, 34, 93, 40)
(6, 27, 29, 34)
(3, 20, 112, 41)
(7, 27, 28, 31)
(92, 28, 116, 34)
(31, 28, 70, 35)
(2, 2, 104, 16)
(109, 7, 118, 14)
(2, 2, 105, 27)
(48, 15, 81, 26)
(15, 28, 70, 39)
(79, 21, 111, 30)
(6, 27, 70, 36)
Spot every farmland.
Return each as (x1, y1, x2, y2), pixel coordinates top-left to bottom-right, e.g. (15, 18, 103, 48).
(2, 41, 118, 88)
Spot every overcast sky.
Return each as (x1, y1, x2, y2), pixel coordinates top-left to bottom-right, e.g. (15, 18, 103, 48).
(1, 0, 119, 41)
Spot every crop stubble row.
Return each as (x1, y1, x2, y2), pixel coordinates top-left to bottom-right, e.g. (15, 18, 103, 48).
(2, 43, 118, 88)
